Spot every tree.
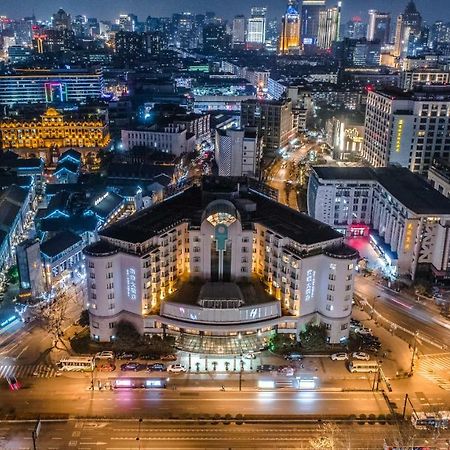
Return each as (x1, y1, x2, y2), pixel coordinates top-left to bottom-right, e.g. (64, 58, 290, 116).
(113, 320, 141, 351)
(309, 422, 348, 449)
(78, 309, 90, 327)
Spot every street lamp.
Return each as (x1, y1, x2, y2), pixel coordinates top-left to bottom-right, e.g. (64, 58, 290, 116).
(409, 332, 420, 375)
(370, 295, 381, 320)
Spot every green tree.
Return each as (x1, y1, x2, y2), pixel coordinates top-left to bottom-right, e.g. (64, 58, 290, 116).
(112, 320, 141, 351)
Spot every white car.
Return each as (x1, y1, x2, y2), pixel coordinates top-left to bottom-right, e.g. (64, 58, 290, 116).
(352, 352, 370, 361)
(167, 364, 187, 373)
(355, 327, 372, 336)
(330, 353, 348, 361)
(243, 352, 256, 359)
(95, 351, 114, 360)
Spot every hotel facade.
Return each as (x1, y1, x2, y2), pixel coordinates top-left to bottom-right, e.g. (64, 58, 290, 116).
(84, 178, 357, 347)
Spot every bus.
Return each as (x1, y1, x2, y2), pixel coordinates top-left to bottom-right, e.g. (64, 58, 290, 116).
(411, 410, 449, 430)
(348, 360, 379, 373)
(58, 356, 95, 372)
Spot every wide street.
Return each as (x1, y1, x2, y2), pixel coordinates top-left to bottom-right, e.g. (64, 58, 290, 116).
(3, 420, 446, 450)
(354, 274, 450, 350)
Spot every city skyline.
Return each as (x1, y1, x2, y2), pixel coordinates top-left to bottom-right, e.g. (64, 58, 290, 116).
(1, 0, 449, 23)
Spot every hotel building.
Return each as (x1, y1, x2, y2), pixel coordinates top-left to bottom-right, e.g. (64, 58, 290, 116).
(84, 177, 357, 347)
(308, 166, 450, 280)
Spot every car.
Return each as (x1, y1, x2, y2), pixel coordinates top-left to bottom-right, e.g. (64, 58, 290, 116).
(116, 352, 138, 360)
(243, 352, 256, 359)
(284, 353, 303, 361)
(6, 375, 20, 391)
(120, 362, 147, 372)
(330, 353, 348, 361)
(140, 354, 160, 361)
(256, 364, 277, 373)
(148, 363, 166, 372)
(167, 364, 187, 373)
(160, 354, 177, 361)
(278, 366, 295, 376)
(97, 364, 116, 372)
(95, 351, 114, 360)
(352, 352, 370, 361)
(355, 327, 372, 336)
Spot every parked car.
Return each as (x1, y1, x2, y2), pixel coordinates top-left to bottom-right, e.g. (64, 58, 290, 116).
(284, 353, 303, 361)
(160, 354, 177, 361)
(116, 352, 138, 360)
(148, 363, 166, 372)
(278, 366, 295, 376)
(167, 364, 187, 373)
(330, 353, 348, 361)
(95, 351, 114, 360)
(355, 327, 372, 336)
(120, 362, 147, 372)
(97, 363, 116, 372)
(352, 352, 370, 361)
(256, 364, 277, 373)
(243, 352, 256, 359)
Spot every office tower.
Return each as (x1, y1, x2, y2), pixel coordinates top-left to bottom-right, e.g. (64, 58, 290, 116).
(367, 10, 391, 45)
(232, 15, 246, 48)
(246, 7, 266, 48)
(362, 87, 450, 174)
(301, 0, 326, 45)
(115, 31, 145, 59)
(240, 99, 296, 153)
(317, 3, 342, 50)
(279, 1, 301, 54)
(394, 1, 422, 57)
(52, 8, 72, 31)
(344, 17, 366, 40)
(118, 14, 134, 32)
(215, 126, 260, 177)
(203, 23, 230, 53)
(143, 31, 166, 55)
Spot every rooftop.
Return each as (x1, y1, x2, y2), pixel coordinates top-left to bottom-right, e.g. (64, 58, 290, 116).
(40, 230, 82, 258)
(99, 177, 342, 246)
(312, 166, 450, 215)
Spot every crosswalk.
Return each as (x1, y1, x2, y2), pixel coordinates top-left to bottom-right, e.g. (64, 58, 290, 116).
(0, 364, 57, 379)
(417, 353, 450, 390)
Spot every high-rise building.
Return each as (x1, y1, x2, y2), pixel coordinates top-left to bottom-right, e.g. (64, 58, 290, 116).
(301, 0, 326, 46)
(317, 3, 342, 50)
(367, 10, 391, 44)
(232, 15, 246, 48)
(246, 7, 266, 48)
(115, 31, 145, 59)
(394, 1, 422, 58)
(344, 17, 366, 40)
(362, 87, 450, 174)
(215, 126, 260, 177)
(52, 8, 72, 31)
(203, 23, 230, 53)
(279, 1, 301, 54)
(240, 99, 296, 154)
(0, 68, 104, 106)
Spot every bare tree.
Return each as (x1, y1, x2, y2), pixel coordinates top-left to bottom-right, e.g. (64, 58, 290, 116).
(309, 422, 348, 450)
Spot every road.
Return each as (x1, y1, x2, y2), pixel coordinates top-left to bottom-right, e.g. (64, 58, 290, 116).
(4, 420, 447, 450)
(354, 275, 450, 350)
(0, 376, 391, 419)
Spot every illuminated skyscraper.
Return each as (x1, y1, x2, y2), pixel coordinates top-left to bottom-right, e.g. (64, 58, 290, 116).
(246, 7, 266, 48)
(393, 1, 422, 57)
(367, 10, 391, 45)
(317, 3, 342, 50)
(232, 15, 246, 48)
(279, 0, 301, 54)
(301, 0, 326, 45)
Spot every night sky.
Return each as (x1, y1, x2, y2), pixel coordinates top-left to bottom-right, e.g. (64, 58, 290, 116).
(0, 0, 447, 23)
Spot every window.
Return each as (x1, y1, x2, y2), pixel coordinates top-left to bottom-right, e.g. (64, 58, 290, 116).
(88, 262, 95, 268)
(328, 284, 335, 291)
(106, 272, 113, 279)
(241, 266, 247, 273)
(109, 303, 115, 310)
(90, 273, 95, 279)
(341, 323, 348, 330)
(91, 303, 97, 310)
(346, 274, 352, 281)
(91, 293, 97, 300)
(329, 274, 336, 281)
(92, 321, 99, 329)
(107, 293, 114, 300)
(345, 285, 351, 291)
(347, 264, 353, 270)
(329, 263, 336, 270)
(108, 322, 116, 329)
(326, 304, 334, 311)
(193, 256, 200, 263)
(106, 261, 113, 268)
(326, 294, 333, 301)
(193, 246, 200, 253)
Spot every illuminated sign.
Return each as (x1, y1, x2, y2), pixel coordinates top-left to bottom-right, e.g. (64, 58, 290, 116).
(404, 222, 414, 251)
(305, 269, 316, 302)
(0, 316, 17, 328)
(250, 308, 258, 319)
(395, 119, 404, 152)
(126, 268, 137, 300)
